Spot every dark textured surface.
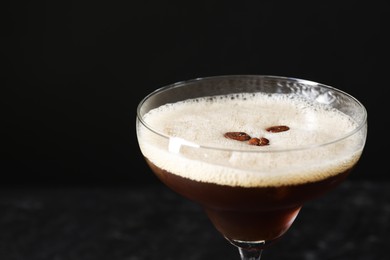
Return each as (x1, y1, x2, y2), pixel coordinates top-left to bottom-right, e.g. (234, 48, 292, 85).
(0, 180, 387, 260)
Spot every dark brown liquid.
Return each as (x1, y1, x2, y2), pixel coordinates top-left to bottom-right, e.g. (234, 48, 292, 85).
(146, 158, 353, 243)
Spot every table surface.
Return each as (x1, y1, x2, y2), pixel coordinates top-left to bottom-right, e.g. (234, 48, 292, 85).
(0, 180, 388, 260)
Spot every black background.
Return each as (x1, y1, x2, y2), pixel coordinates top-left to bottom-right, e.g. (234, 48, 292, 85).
(2, 0, 387, 187)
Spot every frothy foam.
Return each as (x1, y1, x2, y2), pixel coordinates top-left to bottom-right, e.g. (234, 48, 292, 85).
(138, 92, 365, 187)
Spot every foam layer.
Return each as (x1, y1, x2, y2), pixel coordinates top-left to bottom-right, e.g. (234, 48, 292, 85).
(137, 92, 365, 187)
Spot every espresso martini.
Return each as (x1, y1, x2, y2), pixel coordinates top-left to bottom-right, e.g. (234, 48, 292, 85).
(137, 88, 366, 245)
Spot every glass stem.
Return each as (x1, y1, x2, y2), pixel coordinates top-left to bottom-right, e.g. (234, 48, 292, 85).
(226, 238, 265, 260)
(238, 247, 263, 260)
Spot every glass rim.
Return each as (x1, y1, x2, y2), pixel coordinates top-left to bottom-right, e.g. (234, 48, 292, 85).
(136, 74, 367, 153)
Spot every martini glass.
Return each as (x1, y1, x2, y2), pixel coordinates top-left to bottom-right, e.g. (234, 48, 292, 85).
(136, 75, 367, 259)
